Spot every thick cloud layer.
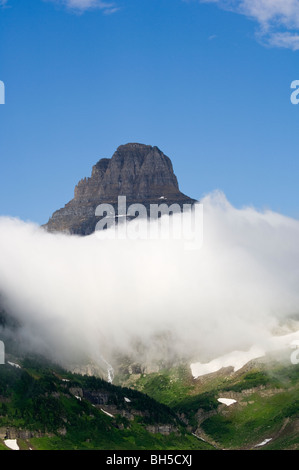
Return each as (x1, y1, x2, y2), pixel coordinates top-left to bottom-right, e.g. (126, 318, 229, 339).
(0, 191, 299, 374)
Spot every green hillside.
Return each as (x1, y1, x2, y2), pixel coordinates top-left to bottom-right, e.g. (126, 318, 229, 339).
(0, 356, 212, 450)
(128, 352, 299, 450)
(2, 304, 299, 451)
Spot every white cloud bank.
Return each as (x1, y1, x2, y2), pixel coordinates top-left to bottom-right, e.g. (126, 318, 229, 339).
(0, 191, 299, 375)
(200, 0, 299, 50)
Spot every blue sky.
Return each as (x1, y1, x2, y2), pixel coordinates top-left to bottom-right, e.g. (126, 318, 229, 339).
(1, 0, 299, 224)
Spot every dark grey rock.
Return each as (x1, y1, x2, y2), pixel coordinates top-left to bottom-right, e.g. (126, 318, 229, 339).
(43, 143, 196, 235)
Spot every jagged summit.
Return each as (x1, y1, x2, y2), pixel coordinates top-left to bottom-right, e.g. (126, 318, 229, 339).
(43, 143, 196, 235)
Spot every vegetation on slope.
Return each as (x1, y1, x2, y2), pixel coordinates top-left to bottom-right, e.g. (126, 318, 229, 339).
(0, 356, 213, 450)
(130, 357, 299, 450)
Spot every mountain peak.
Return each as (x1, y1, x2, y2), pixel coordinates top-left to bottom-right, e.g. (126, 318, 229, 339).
(43, 144, 196, 235)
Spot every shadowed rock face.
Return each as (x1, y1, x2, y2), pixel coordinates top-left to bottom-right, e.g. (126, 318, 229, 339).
(43, 143, 196, 235)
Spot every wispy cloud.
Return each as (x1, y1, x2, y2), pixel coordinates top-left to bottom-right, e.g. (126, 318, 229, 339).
(46, 0, 119, 14)
(1, 0, 119, 14)
(199, 0, 299, 50)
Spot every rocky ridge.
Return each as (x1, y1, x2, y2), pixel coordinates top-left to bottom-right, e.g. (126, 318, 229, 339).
(43, 143, 196, 235)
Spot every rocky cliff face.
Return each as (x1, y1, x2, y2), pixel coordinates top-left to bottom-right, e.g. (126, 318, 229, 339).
(43, 143, 196, 235)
